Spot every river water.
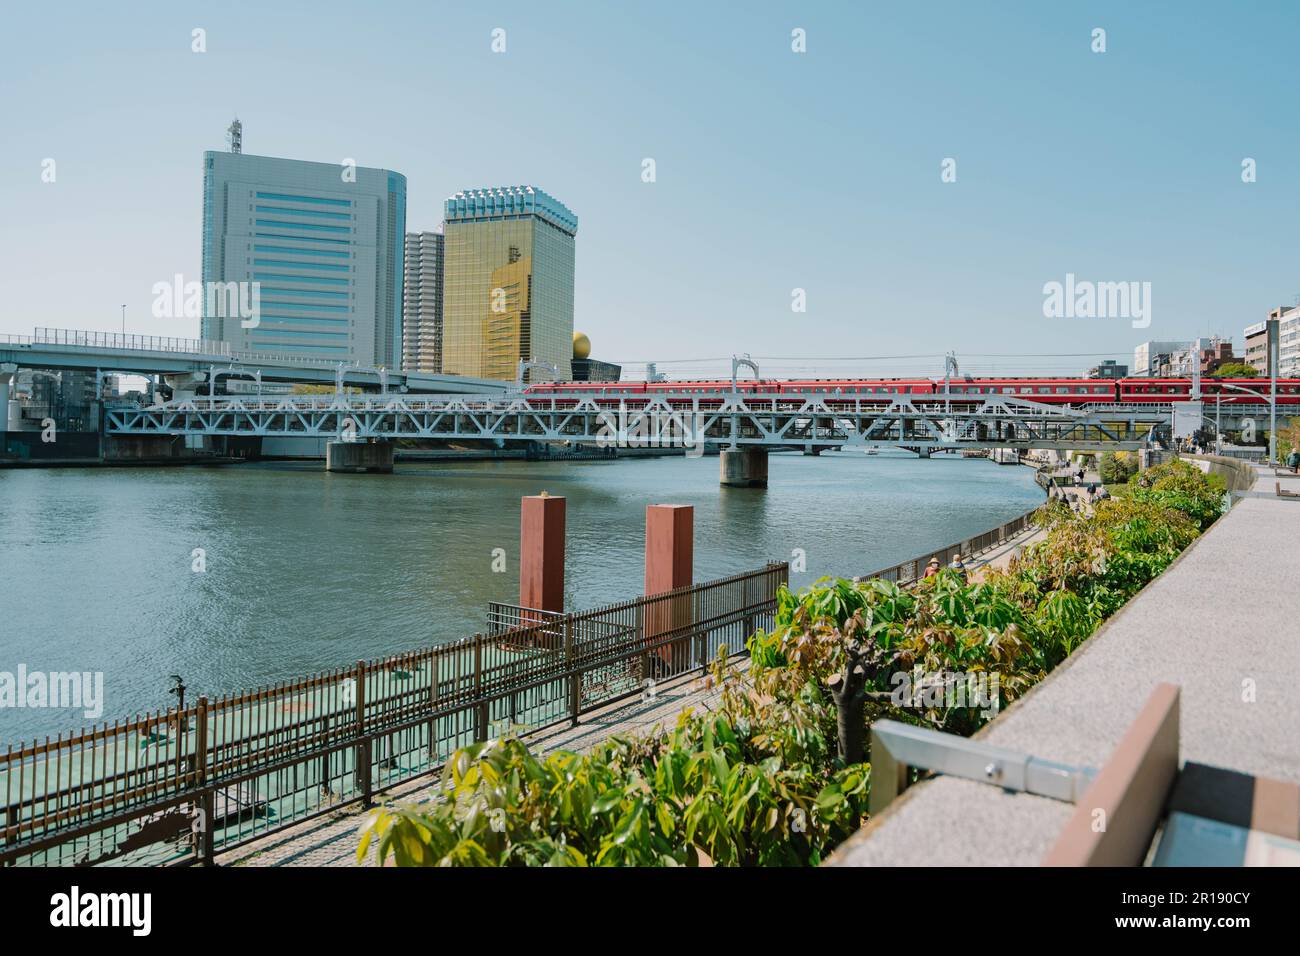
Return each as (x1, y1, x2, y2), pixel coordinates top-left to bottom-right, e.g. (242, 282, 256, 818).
(0, 450, 1041, 742)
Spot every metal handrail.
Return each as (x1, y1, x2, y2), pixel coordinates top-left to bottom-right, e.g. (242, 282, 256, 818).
(857, 500, 1045, 586)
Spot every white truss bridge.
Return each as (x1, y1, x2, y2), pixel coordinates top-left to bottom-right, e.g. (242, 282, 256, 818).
(104, 392, 1173, 452)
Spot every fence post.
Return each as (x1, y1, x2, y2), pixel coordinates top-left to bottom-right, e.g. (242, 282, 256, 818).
(427, 650, 439, 764)
(695, 589, 706, 673)
(472, 637, 487, 743)
(354, 661, 371, 807)
(194, 696, 209, 789)
(321, 710, 332, 796)
(635, 601, 647, 683)
(193, 696, 213, 865)
(359, 738, 373, 808)
(566, 617, 579, 726)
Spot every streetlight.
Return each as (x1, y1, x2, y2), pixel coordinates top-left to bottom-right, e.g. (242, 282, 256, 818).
(1216, 382, 1276, 463)
(120, 304, 126, 337)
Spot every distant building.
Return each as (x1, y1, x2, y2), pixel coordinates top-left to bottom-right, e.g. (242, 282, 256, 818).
(1199, 341, 1238, 375)
(441, 186, 577, 382)
(1133, 341, 1188, 376)
(1244, 320, 1273, 376)
(1136, 338, 1216, 377)
(202, 140, 407, 367)
(568, 330, 620, 382)
(1150, 338, 1236, 378)
(1086, 360, 1128, 379)
(1264, 305, 1300, 377)
(402, 231, 444, 372)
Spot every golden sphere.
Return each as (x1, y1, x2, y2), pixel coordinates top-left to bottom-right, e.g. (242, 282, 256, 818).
(572, 331, 591, 360)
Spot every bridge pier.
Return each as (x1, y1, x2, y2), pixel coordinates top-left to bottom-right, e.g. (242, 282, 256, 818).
(720, 447, 768, 488)
(164, 372, 205, 402)
(0, 363, 16, 442)
(325, 440, 394, 474)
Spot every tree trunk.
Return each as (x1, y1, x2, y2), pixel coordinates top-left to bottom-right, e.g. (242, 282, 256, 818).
(827, 669, 866, 765)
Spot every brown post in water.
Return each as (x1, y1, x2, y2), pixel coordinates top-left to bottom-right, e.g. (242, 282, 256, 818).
(644, 504, 694, 672)
(520, 494, 566, 619)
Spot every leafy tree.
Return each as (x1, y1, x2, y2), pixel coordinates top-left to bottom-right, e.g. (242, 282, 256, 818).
(1099, 451, 1137, 484)
(1212, 362, 1258, 377)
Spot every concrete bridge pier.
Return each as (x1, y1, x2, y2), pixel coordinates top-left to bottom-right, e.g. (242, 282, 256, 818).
(720, 446, 768, 488)
(164, 372, 206, 402)
(325, 440, 394, 474)
(0, 362, 16, 438)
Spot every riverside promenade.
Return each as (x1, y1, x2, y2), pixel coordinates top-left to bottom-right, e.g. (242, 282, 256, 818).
(829, 462, 1300, 866)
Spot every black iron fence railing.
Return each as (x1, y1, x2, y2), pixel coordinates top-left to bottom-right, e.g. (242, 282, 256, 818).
(0, 562, 788, 868)
(857, 503, 1044, 587)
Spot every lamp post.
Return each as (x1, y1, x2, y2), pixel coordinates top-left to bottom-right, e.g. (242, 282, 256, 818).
(1217, 382, 1276, 463)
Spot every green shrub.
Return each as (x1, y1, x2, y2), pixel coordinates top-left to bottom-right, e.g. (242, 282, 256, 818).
(1126, 459, 1226, 531)
(1099, 451, 1137, 485)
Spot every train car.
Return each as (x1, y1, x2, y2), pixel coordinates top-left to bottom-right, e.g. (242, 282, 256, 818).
(523, 377, 936, 405)
(640, 378, 935, 400)
(941, 378, 1120, 405)
(1118, 378, 1300, 404)
(523, 375, 1300, 408)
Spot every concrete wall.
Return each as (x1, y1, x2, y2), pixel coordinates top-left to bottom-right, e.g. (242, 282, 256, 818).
(104, 435, 181, 460)
(1182, 454, 1258, 494)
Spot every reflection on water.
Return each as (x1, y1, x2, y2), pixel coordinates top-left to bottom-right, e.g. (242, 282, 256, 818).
(0, 450, 1041, 741)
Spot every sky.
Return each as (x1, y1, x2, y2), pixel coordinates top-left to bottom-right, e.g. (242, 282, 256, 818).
(1, 0, 1297, 380)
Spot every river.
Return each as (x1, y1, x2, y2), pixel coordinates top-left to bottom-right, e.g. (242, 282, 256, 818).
(0, 450, 1042, 742)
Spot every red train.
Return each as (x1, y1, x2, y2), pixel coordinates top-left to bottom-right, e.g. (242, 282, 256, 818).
(524, 376, 1300, 407)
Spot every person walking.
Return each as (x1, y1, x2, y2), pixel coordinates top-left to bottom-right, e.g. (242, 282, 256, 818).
(924, 557, 941, 579)
(949, 556, 968, 584)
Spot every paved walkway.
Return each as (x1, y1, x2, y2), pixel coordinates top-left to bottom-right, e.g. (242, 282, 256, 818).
(830, 463, 1300, 866)
(218, 664, 740, 867)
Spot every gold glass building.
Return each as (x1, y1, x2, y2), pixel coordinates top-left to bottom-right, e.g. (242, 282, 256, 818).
(442, 187, 577, 382)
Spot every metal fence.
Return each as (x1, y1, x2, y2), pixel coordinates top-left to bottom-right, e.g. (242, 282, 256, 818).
(857, 504, 1044, 586)
(0, 562, 787, 868)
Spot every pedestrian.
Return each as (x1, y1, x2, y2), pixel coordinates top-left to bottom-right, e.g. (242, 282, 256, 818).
(1288, 450, 1300, 474)
(924, 557, 941, 579)
(949, 556, 968, 583)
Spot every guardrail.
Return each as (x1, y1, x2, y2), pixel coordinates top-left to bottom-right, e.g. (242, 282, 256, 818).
(33, 328, 232, 356)
(857, 502, 1045, 586)
(0, 562, 787, 868)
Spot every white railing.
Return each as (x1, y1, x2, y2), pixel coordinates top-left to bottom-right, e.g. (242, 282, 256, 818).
(33, 328, 231, 356)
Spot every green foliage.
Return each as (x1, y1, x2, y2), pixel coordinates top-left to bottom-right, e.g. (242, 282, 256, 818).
(1212, 362, 1258, 378)
(1099, 451, 1138, 485)
(363, 458, 1226, 868)
(1126, 459, 1226, 531)
(359, 652, 870, 867)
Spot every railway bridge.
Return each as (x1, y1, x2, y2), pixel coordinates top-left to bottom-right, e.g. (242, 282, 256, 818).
(105, 391, 1174, 485)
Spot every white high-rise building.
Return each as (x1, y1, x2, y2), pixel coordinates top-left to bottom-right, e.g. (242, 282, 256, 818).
(402, 231, 444, 372)
(201, 145, 407, 368)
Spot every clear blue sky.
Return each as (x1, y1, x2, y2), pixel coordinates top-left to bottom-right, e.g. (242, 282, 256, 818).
(1, 1, 1297, 378)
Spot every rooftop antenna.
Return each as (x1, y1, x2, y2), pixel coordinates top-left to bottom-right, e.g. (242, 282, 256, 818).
(227, 117, 242, 154)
